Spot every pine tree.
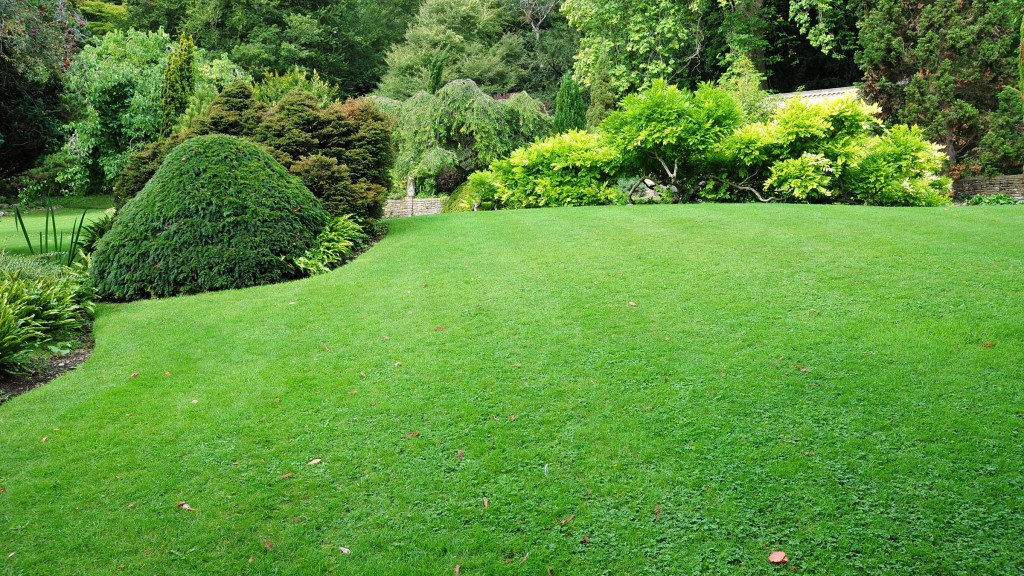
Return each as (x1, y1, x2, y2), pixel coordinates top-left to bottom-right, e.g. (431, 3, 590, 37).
(552, 73, 586, 133)
(160, 34, 196, 134)
(585, 63, 617, 129)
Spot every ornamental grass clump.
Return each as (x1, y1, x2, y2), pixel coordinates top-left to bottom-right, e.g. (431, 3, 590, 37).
(90, 135, 328, 301)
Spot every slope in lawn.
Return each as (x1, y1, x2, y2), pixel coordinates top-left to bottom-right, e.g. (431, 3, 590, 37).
(1, 205, 1022, 575)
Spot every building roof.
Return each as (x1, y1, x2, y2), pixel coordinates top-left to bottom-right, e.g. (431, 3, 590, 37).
(774, 86, 859, 106)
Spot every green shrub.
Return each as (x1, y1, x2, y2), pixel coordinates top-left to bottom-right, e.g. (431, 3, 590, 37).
(443, 171, 504, 212)
(90, 135, 329, 301)
(491, 130, 624, 208)
(0, 253, 95, 375)
(764, 153, 835, 202)
(843, 125, 952, 207)
(965, 193, 1021, 205)
(289, 155, 386, 219)
(294, 215, 369, 276)
(252, 67, 339, 108)
(195, 80, 268, 137)
(553, 73, 587, 133)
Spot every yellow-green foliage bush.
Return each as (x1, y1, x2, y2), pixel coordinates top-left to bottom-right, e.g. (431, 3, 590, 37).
(490, 130, 624, 208)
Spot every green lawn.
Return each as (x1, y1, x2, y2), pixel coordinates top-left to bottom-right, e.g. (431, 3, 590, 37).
(1, 205, 1022, 575)
(0, 201, 110, 257)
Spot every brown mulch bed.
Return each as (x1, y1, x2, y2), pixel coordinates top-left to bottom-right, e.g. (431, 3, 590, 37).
(0, 345, 93, 406)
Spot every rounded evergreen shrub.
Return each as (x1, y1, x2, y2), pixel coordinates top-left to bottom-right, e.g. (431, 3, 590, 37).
(91, 134, 329, 301)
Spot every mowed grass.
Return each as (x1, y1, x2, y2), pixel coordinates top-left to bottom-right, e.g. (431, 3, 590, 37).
(0, 200, 111, 257)
(1, 205, 1023, 575)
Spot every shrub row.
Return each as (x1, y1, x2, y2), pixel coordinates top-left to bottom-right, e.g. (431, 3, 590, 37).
(461, 82, 952, 210)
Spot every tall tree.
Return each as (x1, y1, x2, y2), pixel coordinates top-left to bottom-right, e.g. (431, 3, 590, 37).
(161, 34, 197, 134)
(858, 0, 1020, 167)
(562, 0, 709, 94)
(376, 0, 525, 99)
(552, 73, 586, 132)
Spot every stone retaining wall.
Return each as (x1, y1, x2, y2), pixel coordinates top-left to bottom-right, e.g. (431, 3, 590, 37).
(384, 197, 443, 218)
(953, 175, 1024, 201)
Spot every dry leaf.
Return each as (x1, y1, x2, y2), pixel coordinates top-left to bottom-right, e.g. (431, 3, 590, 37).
(0, 487, 5, 493)
(40, 436, 47, 443)
(324, 345, 331, 352)
(127, 502, 135, 508)
(509, 414, 516, 421)
(191, 399, 198, 404)
(382, 335, 390, 340)
(280, 472, 293, 479)
(130, 372, 140, 378)
(435, 326, 448, 331)
(339, 547, 351, 554)
(547, 567, 553, 576)
(359, 371, 366, 378)
(176, 501, 194, 511)
(581, 535, 590, 544)
(308, 458, 322, 465)
(457, 449, 464, 461)
(454, 564, 461, 575)
(654, 503, 661, 521)
(799, 367, 812, 373)
(248, 556, 254, 564)
(483, 497, 490, 509)
(263, 540, 273, 551)
(404, 431, 420, 439)
(768, 551, 788, 564)
(348, 390, 358, 395)
(981, 342, 995, 348)
(394, 361, 402, 367)
(274, 398, 281, 403)
(511, 362, 522, 367)
(7, 552, 14, 559)
(628, 301, 637, 307)
(165, 371, 171, 376)
(559, 514, 574, 526)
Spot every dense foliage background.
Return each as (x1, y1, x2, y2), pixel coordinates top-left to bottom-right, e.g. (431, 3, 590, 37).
(0, 0, 1020, 201)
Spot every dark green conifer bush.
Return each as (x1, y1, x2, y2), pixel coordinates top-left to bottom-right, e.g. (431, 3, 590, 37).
(91, 135, 328, 301)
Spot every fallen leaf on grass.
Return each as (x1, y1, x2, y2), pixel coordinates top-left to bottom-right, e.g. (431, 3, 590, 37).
(559, 514, 574, 526)
(7, 552, 14, 559)
(799, 367, 812, 373)
(628, 301, 637, 307)
(248, 556, 254, 564)
(191, 399, 198, 404)
(435, 326, 448, 331)
(581, 535, 590, 544)
(453, 564, 461, 575)
(130, 372, 140, 378)
(404, 431, 420, 439)
(348, 390, 358, 395)
(339, 547, 351, 554)
(483, 497, 490, 509)
(509, 414, 516, 421)
(280, 472, 293, 479)
(0, 487, 5, 493)
(40, 436, 46, 443)
(263, 540, 273, 551)
(654, 504, 661, 521)
(547, 567, 553, 576)
(359, 371, 366, 378)
(175, 501, 194, 511)
(457, 449, 464, 461)
(308, 458, 322, 466)
(981, 342, 995, 348)
(381, 335, 390, 341)
(324, 345, 331, 352)
(394, 361, 402, 367)
(768, 551, 787, 564)
(165, 371, 170, 377)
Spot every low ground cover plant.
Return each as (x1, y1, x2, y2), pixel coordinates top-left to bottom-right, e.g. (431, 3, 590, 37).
(90, 135, 328, 301)
(0, 252, 94, 375)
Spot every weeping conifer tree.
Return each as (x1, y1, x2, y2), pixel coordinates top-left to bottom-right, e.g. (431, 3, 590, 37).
(553, 73, 586, 133)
